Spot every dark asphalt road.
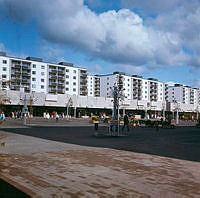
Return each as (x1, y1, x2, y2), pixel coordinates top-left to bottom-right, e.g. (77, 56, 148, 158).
(2, 126, 200, 162)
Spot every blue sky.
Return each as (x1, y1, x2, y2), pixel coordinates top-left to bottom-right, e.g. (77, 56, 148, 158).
(0, 0, 200, 87)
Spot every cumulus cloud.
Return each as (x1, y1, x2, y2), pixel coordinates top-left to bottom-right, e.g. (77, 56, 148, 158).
(0, 0, 199, 70)
(121, 0, 182, 15)
(39, 43, 65, 63)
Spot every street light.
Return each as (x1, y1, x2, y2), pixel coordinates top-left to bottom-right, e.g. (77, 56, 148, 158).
(22, 94, 29, 125)
(174, 101, 180, 125)
(66, 97, 73, 120)
(162, 101, 166, 120)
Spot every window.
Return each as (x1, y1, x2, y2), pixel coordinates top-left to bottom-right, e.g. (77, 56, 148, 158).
(107, 83, 109, 85)
(66, 88, 69, 91)
(41, 72, 45, 76)
(32, 78, 36, 81)
(73, 82, 76, 86)
(32, 71, 36, 75)
(145, 82, 147, 84)
(2, 75, 6, 79)
(90, 92, 92, 95)
(3, 67, 7, 71)
(41, 65, 45, 69)
(66, 75, 69, 78)
(3, 60, 7, 64)
(73, 76, 76, 80)
(41, 85, 44, 89)
(128, 79, 130, 81)
(32, 84, 36, 88)
(41, 79, 44, 82)
(73, 88, 76, 92)
(32, 64, 36, 68)
(107, 77, 109, 80)
(66, 81, 69, 85)
(145, 91, 147, 93)
(73, 70, 76, 73)
(128, 84, 130, 86)
(66, 69, 69, 72)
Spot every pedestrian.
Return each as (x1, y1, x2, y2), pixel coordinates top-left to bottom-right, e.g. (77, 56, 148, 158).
(56, 113, 59, 122)
(122, 114, 129, 132)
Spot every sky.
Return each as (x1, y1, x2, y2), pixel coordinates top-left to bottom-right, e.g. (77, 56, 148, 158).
(0, 0, 200, 87)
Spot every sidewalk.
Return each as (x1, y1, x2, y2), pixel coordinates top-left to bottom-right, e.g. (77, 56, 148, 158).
(0, 130, 200, 198)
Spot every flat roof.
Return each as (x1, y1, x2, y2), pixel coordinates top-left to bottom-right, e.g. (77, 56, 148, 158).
(0, 53, 86, 70)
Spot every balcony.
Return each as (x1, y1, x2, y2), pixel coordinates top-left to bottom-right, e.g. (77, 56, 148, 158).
(80, 91, 88, 96)
(58, 84, 65, 88)
(11, 85, 20, 90)
(80, 75, 87, 79)
(49, 70, 57, 74)
(49, 83, 57, 87)
(12, 64, 21, 69)
(22, 73, 31, 77)
(57, 89, 65, 94)
(58, 77, 65, 81)
(21, 79, 30, 84)
(49, 75, 57, 80)
(22, 66, 31, 70)
(80, 87, 88, 91)
(58, 71, 65, 76)
(49, 89, 57, 93)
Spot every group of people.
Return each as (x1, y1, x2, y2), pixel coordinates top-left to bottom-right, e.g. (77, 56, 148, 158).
(43, 112, 71, 120)
(10, 111, 31, 119)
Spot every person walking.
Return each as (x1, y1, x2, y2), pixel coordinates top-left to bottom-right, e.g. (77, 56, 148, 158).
(122, 114, 129, 132)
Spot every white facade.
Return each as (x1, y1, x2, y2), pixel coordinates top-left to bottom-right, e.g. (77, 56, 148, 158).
(0, 54, 10, 89)
(166, 84, 200, 105)
(98, 73, 165, 103)
(0, 53, 88, 96)
(87, 75, 95, 97)
(1, 52, 200, 113)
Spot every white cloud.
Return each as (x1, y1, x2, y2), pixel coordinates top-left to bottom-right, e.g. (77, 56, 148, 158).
(116, 64, 148, 75)
(39, 43, 65, 63)
(1, 0, 200, 70)
(121, 0, 182, 15)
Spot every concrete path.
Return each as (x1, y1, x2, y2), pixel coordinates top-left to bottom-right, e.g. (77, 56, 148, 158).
(0, 131, 200, 198)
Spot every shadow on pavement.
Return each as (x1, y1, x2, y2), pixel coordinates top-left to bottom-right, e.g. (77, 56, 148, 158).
(2, 126, 200, 162)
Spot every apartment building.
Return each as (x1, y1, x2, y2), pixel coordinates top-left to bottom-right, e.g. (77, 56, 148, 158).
(0, 52, 88, 96)
(98, 72, 165, 102)
(166, 84, 200, 105)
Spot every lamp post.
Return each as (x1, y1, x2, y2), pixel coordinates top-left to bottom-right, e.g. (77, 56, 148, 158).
(162, 101, 166, 120)
(22, 94, 29, 125)
(174, 101, 180, 125)
(66, 97, 73, 120)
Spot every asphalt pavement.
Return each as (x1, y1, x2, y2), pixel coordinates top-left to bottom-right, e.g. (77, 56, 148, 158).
(1, 118, 200, 162)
